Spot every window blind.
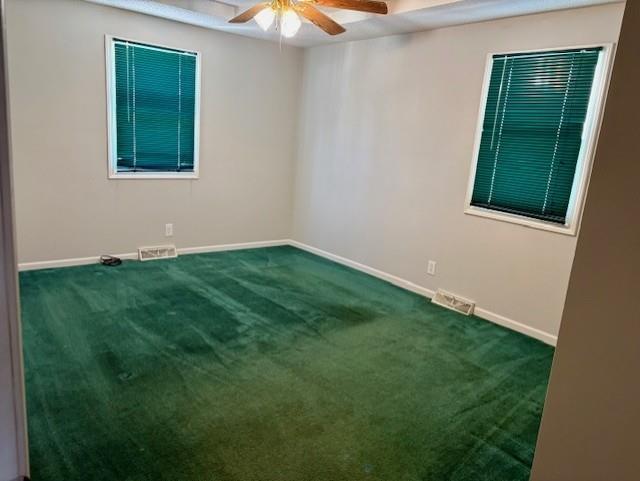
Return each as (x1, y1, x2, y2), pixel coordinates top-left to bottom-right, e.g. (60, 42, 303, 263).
(471, 47, 602, 224)
(113, 39, 197, 173)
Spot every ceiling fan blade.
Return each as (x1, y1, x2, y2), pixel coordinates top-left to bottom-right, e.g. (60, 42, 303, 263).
(228, 3, 269, 23)
(295, 3, 346, 35)
(314, 0, 388, 14)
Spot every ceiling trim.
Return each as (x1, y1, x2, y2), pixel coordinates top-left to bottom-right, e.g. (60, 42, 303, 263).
(84, 0, 624, 47)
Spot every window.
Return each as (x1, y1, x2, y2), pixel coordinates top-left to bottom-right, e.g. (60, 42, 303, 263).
(106, 37, 200, 178)
(466, 46, 612, 234)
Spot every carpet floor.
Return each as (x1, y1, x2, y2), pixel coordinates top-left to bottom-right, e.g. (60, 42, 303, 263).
(20, 246, 554, 481)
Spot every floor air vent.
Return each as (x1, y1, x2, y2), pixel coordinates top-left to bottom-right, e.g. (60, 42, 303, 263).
(138, 245, 178, 262)
(432, 289, 475, 316)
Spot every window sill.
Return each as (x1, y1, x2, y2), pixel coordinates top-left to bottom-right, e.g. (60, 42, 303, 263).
(464, 206, 577, 236)
(109, 172, 199, 180)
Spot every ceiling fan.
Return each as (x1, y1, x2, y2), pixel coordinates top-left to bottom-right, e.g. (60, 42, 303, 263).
(229, 0, 389, 38)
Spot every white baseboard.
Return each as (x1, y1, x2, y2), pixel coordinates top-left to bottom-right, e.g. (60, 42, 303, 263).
(18, 252, 139, 271)
(17, 238, 557, 346)
(178, 239, 289, 255)
(287, 240, 436, 299)
(473, 307, 557, 346)
(17, 239, 289, 272)
(288, 239, 557, 346)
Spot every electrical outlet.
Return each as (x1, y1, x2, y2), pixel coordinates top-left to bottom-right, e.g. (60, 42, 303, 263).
(427, 260, 437, 276)
(165, 223, 173, 237)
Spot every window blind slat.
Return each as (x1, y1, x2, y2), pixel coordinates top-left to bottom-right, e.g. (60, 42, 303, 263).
(114, 40, 197, 173)
(471, 47, 601, 224)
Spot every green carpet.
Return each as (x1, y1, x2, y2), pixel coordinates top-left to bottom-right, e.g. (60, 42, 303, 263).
(20, 246, 553, 481)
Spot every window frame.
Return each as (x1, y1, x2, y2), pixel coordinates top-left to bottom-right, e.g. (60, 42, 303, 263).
(464, 43, 615, 236)
(105, 35, 202, 180)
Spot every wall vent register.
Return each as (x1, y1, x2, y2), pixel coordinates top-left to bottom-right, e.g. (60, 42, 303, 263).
(138, 245, 178, 261)
(432, 289, 475, 316)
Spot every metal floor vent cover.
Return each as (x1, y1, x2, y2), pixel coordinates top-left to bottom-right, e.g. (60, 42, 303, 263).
(432, 289, 475, 316)
(138, 245, 178, 262)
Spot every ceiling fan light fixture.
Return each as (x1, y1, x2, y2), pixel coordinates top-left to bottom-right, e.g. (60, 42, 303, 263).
(280, 9, 302, 38)
(229, 0, 388, 37)
(254, 7, 276, 31)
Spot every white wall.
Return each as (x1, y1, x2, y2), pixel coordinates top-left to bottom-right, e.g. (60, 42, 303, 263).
(6, 0, 302, 264)
(5, 0, 626, 341)
(292, 3, 625, 340)
(532, 3, 640, 478)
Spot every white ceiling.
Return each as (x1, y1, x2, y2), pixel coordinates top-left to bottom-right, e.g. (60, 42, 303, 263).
(85, 0, 623, 47)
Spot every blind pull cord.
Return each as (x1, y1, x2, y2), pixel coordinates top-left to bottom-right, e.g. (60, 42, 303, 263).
(177, 55, 182, 171)
(542, 55, 576, 214)
(488, 62, 513, 204)
(490, 56, 508, 151)
(132, 46, 137, 170)
(126, 42, 130, 122)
